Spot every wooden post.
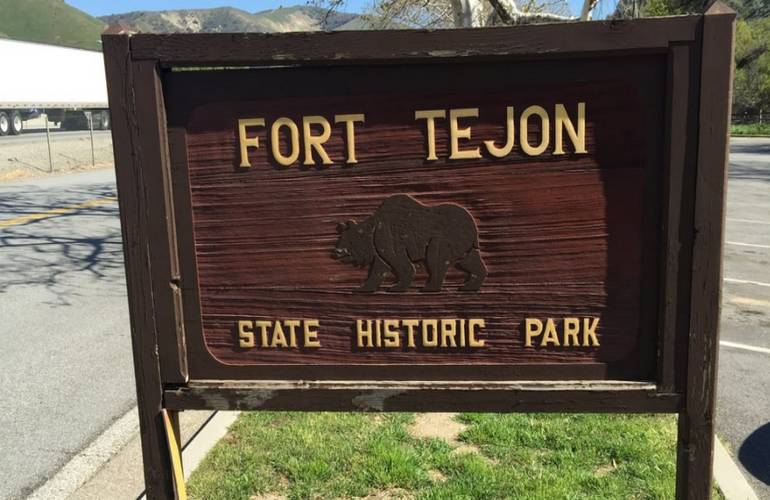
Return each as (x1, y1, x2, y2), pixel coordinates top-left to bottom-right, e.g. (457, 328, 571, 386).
(676, 2, 735, 499)
(102, 35, 177, 499)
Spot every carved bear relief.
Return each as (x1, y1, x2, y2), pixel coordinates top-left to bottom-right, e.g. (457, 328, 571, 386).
(332, 194, 487, 292)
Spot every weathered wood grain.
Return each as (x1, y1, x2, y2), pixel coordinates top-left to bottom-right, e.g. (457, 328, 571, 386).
(164, 380, 682, 413)
(127, 16, 700, 65)
(169, 65, 664, 377)
(658, 43, 697, 393)
(132, 61, 187, 384)
(102, 37, 177, 499)
(676, 4, 736, 500)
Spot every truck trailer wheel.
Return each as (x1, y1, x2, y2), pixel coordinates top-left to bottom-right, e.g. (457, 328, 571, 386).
(0, 111, 9, 136)
(10, 111, 22, 135)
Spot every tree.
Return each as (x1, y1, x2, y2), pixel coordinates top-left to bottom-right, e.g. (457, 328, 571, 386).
(733, 17, 770, 117)
(611, 0, 770, 119)
(316, 0, 599, 30)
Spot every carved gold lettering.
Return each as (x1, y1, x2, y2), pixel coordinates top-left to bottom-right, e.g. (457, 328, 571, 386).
(357, 319, 374, 348)
(468, 318, 485, 347)
(255, 320, 271, 347)
(415, 109, 446, 161)
(583, 317, 600, 346)
(525, 318, 543, 347)
(563, 317, 580, 347)
(403, 319, 419, 348)
(440, 319, 457, 347)
(422, 319, 439, 347)
(238, 118, 265, 167)
(302, 115, 333, 165)
(334, 113, 365, 164)
(375, 319, 383, 347)
(520, 105, 549, 156)
(271, 117, 300, 166)
(541, 318, 560, 346)
(348, 319, 486, 349)
(236, 319, 321, 348)
(304, 319, 321, 348)
(523, 317, 600, 348)
(484, 106, 515, 158)
(383, 319, 400, 347)
(270, 321, 288, 348)
(554, 103, 586, 155)
(449, 108, 482, 160)
(238, 320, 255, 348)
(284, 319, 300, 348)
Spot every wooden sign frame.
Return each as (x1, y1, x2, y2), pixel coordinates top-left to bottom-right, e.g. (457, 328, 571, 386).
(103, 4, 734, 498)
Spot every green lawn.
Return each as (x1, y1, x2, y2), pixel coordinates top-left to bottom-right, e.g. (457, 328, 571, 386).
(188, 412, 721, 499)
(732, 122, 770, 136)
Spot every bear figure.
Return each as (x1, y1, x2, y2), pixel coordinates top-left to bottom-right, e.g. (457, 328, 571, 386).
(332, 194, 486, 292)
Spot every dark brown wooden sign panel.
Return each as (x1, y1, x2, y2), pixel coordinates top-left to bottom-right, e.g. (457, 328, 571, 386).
(166, 61, 665, 381)
(103, 6, 734, 498)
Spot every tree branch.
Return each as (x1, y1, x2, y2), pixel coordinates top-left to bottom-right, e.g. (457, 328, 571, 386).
(736, 46, 768, 70)
(487, 0, 575, 23)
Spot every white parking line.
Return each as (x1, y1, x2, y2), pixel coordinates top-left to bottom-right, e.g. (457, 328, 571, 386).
(720, 340, 770, 355)
(724, 277, 770, 288)
(726, 241, 770, 249)
(727, 217, 770, 225)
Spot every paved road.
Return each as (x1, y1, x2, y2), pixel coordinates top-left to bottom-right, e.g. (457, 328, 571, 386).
(717, 137, 770, 498)
(0, 139, 767, 499)
(0, 170, 134, 499)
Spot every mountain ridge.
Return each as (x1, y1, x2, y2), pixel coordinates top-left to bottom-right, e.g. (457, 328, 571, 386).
(99, 5, 364, 34)
(0, 2, 379, 52)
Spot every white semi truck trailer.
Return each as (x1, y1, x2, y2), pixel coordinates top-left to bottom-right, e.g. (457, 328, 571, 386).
(0, 38, 109, 135)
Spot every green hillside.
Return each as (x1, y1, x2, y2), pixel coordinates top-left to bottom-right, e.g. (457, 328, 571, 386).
(0, 0, 105, 50)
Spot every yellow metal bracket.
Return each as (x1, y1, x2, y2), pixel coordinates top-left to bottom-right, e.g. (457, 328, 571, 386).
(162, 409, 188, 500)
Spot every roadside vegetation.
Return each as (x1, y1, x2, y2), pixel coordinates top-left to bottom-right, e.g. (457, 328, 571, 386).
(732, 122, 770, 136)
(188, 412, 722, 500)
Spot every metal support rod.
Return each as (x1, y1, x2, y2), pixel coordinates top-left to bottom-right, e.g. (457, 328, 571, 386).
(44, 113, 53, 173)
(88, 111, 95, 167)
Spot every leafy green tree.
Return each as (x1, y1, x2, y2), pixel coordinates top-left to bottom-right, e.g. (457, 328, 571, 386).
(613, 0, 770, 120)
(733, 17, 770, 117)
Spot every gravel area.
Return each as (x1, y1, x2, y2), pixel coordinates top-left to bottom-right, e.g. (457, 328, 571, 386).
(0, 130, 114, 182)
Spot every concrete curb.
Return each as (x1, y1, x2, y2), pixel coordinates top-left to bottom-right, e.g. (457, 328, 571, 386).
(136, 410, 240, 499)
(714, 435, 759, 500)
(27, 408, 240, 500)
(27, 407, 139, 500)
(182, 411, 240, 481)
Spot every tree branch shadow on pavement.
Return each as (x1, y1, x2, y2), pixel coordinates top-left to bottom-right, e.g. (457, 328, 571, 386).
(739, 422, 770, 487)
(728, 141, 770, 182)
(0, 182, 126, 306)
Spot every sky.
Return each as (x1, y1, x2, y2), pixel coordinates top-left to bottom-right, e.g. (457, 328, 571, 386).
(67, 0, 618, 20)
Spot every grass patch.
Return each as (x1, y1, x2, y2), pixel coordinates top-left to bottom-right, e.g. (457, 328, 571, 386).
(188, 412, 718, 499)
(732, 122, 770, 136)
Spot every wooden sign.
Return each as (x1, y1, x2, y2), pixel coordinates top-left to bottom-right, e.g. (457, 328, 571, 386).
(103, 5, 734, 499)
